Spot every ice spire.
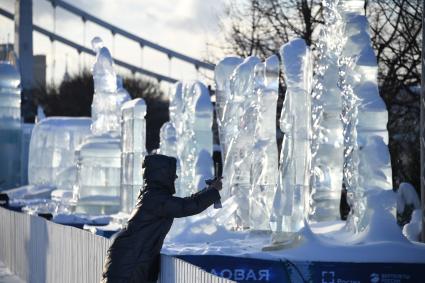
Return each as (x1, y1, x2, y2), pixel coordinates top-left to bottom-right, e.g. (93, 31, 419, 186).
(340, 0, 393, 232)
(309, 0, 345, 222)
(250, 55, 280, 230)
(222, 56, 261, 229)
(90, 37, 123, 136)
(270, 39, 313, 238)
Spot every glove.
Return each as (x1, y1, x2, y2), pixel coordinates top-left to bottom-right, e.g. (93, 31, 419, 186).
(205, 177, 223, 191)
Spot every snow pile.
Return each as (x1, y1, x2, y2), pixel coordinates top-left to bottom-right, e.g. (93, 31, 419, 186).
(164, 190, 425, 263)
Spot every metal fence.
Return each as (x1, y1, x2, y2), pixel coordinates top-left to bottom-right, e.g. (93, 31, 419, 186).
(0, 207, 234, 283)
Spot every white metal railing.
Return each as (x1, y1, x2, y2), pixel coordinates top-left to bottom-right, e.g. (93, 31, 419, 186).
(0, 207, 234, 283)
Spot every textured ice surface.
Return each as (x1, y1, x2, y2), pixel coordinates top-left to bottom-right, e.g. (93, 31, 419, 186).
(403, 209, 422, 242)
(250, 55, 279, 230)
(271, 39, 312, 234)
(214, 56, 244, 160)
(163, 81, 214, 196)
(0, 61, 21, 190)
(221, 56, 261, 229)
(396, 182, 420, 214)
(309, 0, 345, 222)
(120, 98, 147, 214)
(28, 117, 91, 187)
(340, 2, 393, 232)
(73, 135, 122, 215)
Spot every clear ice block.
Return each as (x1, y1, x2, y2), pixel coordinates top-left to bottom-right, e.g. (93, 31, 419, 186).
(120, 98, 147, 214)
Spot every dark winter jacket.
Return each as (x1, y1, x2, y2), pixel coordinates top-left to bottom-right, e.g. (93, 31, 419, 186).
(101, 154, 221, 283)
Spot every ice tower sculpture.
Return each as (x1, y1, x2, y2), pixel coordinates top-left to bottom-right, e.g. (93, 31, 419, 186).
(250, 55, 280, 230)
(309, 0, 345, 222)
(221, 56, 261, 229)
(214, 56, 243, 162)
(120, 98, 147, 215)
(72, 37, 129, 215)
(162, 81, 214, 196)
(339, 0, 392, 232)
(0, 61, 21, 190)
(270, 39, 313, 236)
(28, 117, 91, 188)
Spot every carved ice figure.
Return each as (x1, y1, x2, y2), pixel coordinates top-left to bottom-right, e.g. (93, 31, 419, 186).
(222, 56, 261, 229)
(0, 61, 21, 190)
(214, 56, 244, 162)
(72, 37, 127, 215)
(270, 39, 313, 236)
(309, 0, 345, 222)
(340, 0, 393, 232)
(250, 55, 280, 230)
(193, 83, 214, 189)
(162, 81, 214, 196)
(120, 98, 147, 215)
(90, 37, 130, 136)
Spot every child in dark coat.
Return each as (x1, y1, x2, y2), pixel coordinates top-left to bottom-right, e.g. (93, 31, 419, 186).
(102, 154, 222, 283)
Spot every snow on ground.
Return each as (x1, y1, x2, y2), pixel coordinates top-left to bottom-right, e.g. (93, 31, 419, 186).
(0, 261, 24, 283)
(162, 196, 425, 263)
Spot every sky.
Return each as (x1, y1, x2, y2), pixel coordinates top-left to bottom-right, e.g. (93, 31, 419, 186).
(0, 0, 227, 92)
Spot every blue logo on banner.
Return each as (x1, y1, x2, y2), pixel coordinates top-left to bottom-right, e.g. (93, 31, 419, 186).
(177, 255, 425, 283)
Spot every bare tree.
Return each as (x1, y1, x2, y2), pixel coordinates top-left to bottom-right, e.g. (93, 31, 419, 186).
(221, 0, 323, 58)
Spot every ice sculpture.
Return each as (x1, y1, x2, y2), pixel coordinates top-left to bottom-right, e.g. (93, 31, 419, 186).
(309, 0, 345, 222)
(120, 98, 147, 214)
(28, 117, 91, 186)
(0, 61, 21, 190)
(214, 56, 243, 161)
(72, 37, 128, 215)
(250, 55, 280, 230)
(222, 56, 261, 229)
(270, 39, 313, 236)
(90, 37, 130, 137)
(162, 81, 214, 196)
(338, 0, 393, 232)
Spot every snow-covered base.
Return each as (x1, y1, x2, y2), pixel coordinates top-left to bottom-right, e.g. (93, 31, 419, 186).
(0, 261, 24, 283)
(163, 197, 425, 264)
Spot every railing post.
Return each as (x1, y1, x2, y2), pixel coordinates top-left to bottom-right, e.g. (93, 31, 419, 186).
(14, 0, 35, 122)
(421, 0, 425, 243)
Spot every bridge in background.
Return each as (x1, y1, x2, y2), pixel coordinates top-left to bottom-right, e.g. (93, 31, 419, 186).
(0, 0, 215, 87)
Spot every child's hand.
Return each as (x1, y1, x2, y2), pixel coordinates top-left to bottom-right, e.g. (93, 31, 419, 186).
(206, 177, 223, 191)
